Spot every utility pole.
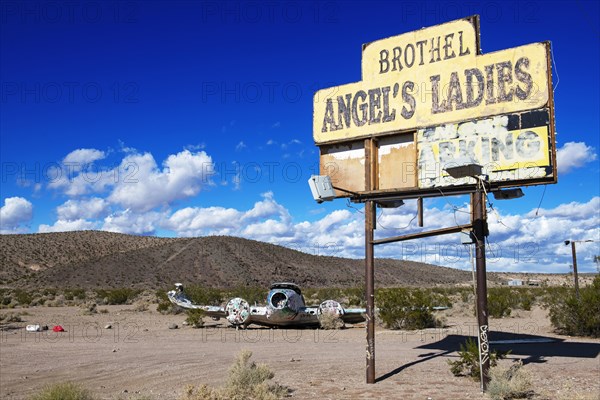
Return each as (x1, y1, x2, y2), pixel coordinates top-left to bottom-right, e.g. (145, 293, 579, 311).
(472, 183, 490, 391)
(570, 241, 580, 299)
(364, 138, 376, 384)
(565, 239, 594, 299)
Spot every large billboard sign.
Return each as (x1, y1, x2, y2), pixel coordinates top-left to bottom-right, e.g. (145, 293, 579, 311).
(314, 16, 556, 198)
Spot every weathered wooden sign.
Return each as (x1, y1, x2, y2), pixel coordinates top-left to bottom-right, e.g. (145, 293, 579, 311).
(314, 16, 556, 197)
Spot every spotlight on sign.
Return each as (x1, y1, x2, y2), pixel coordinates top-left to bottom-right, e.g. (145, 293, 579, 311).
(308, 175, 336, 203)
(376, 199, 405, 209)
(444, 157, 483, 179)
(492, 188, 524, 200)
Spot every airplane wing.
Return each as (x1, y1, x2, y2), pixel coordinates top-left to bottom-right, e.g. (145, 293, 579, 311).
(167, 284, 227, 319)
(340, 308, 367, 324)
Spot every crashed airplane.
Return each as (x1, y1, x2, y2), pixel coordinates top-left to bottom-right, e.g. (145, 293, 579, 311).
(168, 282, 366, 328)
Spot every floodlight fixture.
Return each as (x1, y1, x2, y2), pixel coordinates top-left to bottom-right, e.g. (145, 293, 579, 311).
(443, 157, 483, 179)
(565, 239, 594, 245)
(376, 199, 405, 209)
(492, 188, 524, 200)
(308, 175, 336, 203)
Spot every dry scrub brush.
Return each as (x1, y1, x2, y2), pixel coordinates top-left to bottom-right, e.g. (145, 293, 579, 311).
(29, 382, 94, 400)
(488, 360, 534, 400)
(318, 311, 344, 330)
(181, 350, 289, 400)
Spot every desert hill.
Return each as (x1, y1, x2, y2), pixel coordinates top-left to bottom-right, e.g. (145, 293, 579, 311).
(0, 231, 500, 289)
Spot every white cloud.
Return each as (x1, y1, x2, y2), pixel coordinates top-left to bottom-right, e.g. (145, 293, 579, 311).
(0, 197, 33, 233)
(163, 192, 292, 239)
(63, 148, 106, 166)
(235, 141, 247, 151)
(163, 193, 600, 272)
(56, 198, 109, 220)
(108, 150, 214, 212)
(48, 148, 215, 207)
(164, 206, 242, 235)
(556, 141, 597, 174)
(38, 218, 98, 233)
(102, 209, 163, 235)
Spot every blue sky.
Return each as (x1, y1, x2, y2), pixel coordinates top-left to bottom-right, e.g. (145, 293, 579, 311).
(1, 1, 599, 273)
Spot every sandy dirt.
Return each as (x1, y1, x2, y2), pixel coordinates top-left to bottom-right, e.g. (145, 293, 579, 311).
(1, 305, 599, 400)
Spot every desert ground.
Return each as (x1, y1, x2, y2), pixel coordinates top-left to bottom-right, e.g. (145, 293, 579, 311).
(1, 304, 599, 400)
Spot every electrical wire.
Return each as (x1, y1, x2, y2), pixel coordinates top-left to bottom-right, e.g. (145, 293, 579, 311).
(550, 41, 560, 93)
(345, 198, 364, 214)
(535, 185, 547, 217)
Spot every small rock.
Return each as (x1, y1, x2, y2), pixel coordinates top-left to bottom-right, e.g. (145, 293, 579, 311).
(104, 324, 112, 330)
(182, 321, 189, 326)
(168, 323, 178, 330)
(112, 349, 117, 353)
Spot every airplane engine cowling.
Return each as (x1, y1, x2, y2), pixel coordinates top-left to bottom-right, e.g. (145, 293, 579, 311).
(225, 297, 250, 326)
(318, 300, 344, 319)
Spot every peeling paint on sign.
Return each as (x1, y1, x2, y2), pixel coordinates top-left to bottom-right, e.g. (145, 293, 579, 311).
(417, 111, 552, 188)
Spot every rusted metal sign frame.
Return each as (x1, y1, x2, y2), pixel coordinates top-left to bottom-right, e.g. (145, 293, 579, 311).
(313, 15, 557, 390)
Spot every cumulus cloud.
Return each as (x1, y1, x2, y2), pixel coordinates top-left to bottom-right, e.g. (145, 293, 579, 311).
(0, 197, 33, 233)
(48, 148, 215, 208)
(102, 209, 163, 235)
(56, 198, 109, 220)
(47, 148, 116, 196)
(556, 141, 597, 174)
(107, 150, 214, 212)
(39, 218, 98, 233)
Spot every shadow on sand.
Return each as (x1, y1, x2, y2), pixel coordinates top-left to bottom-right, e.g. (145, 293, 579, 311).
(376, 331, 600, 383)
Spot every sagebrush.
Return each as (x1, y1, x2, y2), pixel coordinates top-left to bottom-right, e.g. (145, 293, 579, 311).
(448, 337, 508, 380)
(29, 382, 94, 400)
(181, 350, 288, 400)
(545, 275, 600, 337)
(488, 360, 534, 399)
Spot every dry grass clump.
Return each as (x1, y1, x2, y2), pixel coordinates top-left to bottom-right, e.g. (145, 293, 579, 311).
(29, 381, 95, 400)
(488, 360, 534, 400)
(181, 350, 289, 400)
(80, 303, 97, 315)
(185, 309, 205, 328)
(0, 312, 24, 323)
(318, 312, 344, 330)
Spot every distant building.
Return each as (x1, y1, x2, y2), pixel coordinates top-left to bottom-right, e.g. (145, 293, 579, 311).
(507, 279, 524, 286)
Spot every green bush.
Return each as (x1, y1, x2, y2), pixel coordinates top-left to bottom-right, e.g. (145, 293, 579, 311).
(228, 286, 265, 305)
(29, 381, 94, 400)
(64, 288, 86, 301)
(343, 287, 365, 307)
(546, 275, 600, 337)
(448, 337, 508, 380)
(13, 289, 33, 306)
(155, 290, 181, 314)
(185, 309, 206, 328)
(95, 288, 141, 305)
(377, 288, 438, 330)
(488, 287, 515, 318)
(185, 285, 223, 306)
